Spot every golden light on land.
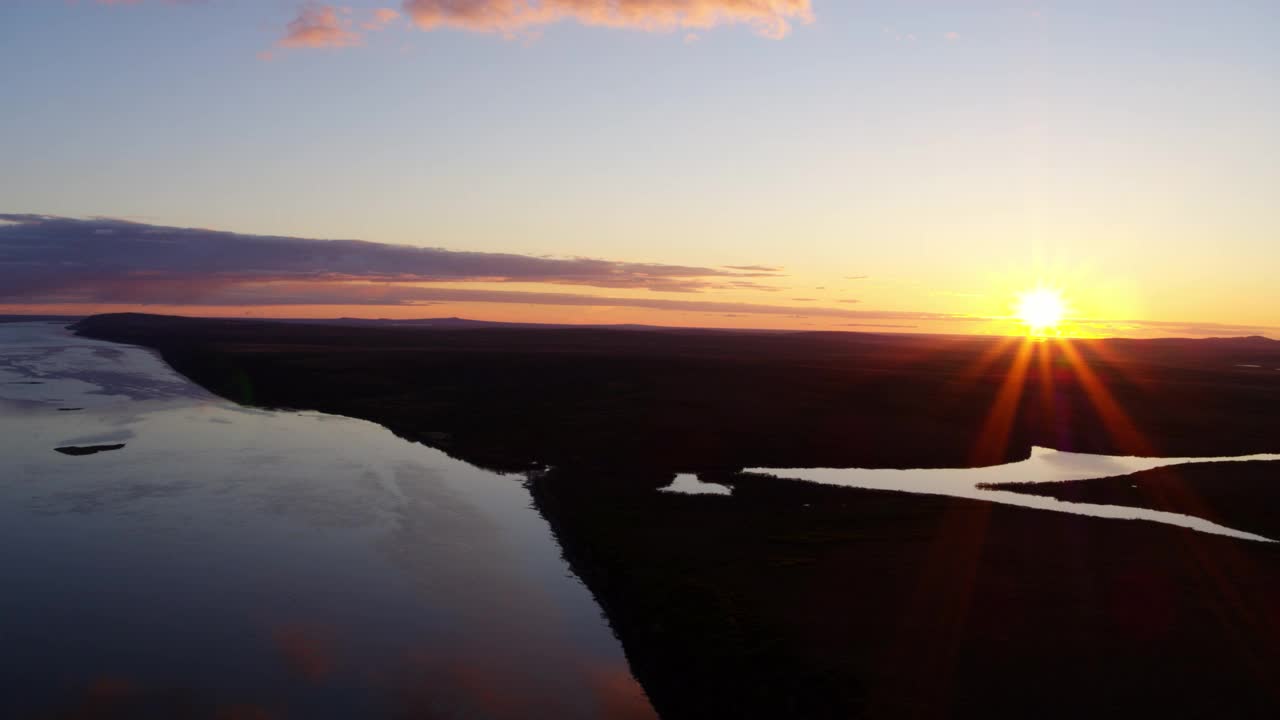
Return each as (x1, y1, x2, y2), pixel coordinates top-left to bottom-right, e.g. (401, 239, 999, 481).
(1015, 287, 1068, 335)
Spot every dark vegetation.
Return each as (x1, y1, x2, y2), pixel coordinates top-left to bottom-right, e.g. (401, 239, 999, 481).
(532, 467, 1280, 719)
(72, 313, 1280, 472)
(992, 460, 1280, 539)
(72, 313, 1280, 719)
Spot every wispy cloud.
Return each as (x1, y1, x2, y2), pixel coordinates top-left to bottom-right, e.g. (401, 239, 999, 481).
(401, 0, 814, 39)
(92, 0, 812, 56)
(90, 0, 198, 5)
(278, 3, 362, 49)
(54, 280, 967, 324)
(1071, 318, 1280, 339)
(365, 7, 402, 31)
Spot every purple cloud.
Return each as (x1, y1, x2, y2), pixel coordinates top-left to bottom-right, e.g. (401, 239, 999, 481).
(278, 3, 362, 49)
(0, 214, 784, 302)
(401, 0, 814, 39)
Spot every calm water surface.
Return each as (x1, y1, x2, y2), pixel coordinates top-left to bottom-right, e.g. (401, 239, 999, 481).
(0, 323, 656, 719)
(748, 448, 1280, 542)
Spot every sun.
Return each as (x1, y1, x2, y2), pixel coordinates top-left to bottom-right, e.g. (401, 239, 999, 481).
(1015, 287, 1068, 335)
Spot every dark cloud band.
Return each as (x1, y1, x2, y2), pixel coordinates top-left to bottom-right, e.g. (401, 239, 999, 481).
(0, 214, 782, 300)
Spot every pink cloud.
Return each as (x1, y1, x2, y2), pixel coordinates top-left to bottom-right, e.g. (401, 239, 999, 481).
(361, 7, 402, 31)
(370, 7, 401, 27)
(279, 3, 362, 49)
(401, 0, 814, 39)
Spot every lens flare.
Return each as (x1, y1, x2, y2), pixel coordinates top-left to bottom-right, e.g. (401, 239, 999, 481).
(1016, 288, 1067, 335)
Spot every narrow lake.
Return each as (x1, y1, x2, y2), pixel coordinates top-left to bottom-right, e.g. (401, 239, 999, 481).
(0, 322, 657, 719)
(746, 447, 1280, 543)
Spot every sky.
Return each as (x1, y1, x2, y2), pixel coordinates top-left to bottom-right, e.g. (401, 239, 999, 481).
(2, 1, 1277, 337)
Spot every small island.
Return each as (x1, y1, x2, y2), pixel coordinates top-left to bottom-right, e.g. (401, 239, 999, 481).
(54, 443, 126, 457)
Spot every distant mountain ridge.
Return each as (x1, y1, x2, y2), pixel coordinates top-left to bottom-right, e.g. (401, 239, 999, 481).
(85, 314, 797, 334)
(0, 315, 83, 324)
(1, 310, 1274, 341)
(283, 316, 683, 331)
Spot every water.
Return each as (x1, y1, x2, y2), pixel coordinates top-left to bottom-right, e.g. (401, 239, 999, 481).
(0, 323, 656, 719)
(747, 447, 1280, 543)
(658, 476, 732, 496)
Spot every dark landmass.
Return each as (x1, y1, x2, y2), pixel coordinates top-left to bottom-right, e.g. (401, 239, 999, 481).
(989, 460, 1280, 539)
(54, 443, 126, 457)
(56, 407, 84, 412)
(70, 313, 1280, 718)
(273, 315, 785, 332)
(531, 466, 1280, 719)
(72, 313, 1280, 472)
